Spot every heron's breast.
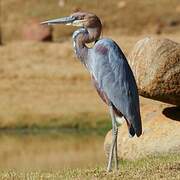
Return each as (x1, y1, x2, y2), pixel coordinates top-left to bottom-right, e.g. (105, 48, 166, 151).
(91, 74, 110, 105)
(95, 44, 108, 55)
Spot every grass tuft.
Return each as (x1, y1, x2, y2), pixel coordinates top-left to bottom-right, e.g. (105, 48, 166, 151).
(0, 153, 179, 179)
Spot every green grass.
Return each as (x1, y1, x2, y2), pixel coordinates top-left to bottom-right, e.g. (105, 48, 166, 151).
(0, 153, 179, 180)
(0, 114, 111, 136)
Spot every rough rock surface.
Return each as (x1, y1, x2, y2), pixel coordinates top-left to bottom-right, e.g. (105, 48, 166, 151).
(128, 37, 180, 106)
(22, 19, 53, 42)
(104, 97, 180, 160)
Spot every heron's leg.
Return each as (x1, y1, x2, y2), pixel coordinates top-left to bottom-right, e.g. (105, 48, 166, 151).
(114, 116, 118, 170)
(107, 105, 118, 172)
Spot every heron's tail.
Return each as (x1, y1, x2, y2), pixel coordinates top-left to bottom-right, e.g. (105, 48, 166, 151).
(126, 116, 142, 137)
(133, 119, 142, 137)
(128, 125, 135, 137)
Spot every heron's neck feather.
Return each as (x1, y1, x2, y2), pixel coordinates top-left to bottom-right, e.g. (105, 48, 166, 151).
(72, 27, 101, 65)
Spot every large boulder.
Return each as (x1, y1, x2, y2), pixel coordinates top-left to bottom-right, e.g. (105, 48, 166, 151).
(22, 19, 53, 42)
(104, 97, 180, 160)
(128, 37, 180, 106)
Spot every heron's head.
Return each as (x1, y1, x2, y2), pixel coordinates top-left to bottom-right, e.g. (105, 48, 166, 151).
(41, 12, 102, 29)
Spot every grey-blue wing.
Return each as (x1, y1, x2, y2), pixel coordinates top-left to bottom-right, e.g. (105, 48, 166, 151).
(88, 38, 142, 136)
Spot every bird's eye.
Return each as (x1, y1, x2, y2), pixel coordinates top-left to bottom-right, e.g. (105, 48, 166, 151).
(78, 15, 85, 20)
(77, 16, 82, 20)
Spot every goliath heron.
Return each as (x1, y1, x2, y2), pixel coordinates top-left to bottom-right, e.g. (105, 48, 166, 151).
(41, 12, 142, 172)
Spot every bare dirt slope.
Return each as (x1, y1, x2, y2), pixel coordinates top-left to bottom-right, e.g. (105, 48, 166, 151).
(1, 0, 180, 42)
(0, 41, 106, 127)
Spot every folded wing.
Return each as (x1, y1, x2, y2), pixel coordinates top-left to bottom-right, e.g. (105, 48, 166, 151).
(89, 39, 142, 137)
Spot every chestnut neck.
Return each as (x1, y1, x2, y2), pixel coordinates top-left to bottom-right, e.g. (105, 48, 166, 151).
(72, 25, 102, 63)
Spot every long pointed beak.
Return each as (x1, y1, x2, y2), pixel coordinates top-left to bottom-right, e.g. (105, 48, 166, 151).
(40, 16, 76, 25)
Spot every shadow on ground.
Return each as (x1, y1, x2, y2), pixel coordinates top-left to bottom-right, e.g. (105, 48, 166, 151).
(162, 106, 180, 121)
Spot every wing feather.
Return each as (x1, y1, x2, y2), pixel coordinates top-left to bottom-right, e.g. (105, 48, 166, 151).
(88, 39, 142, 136)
